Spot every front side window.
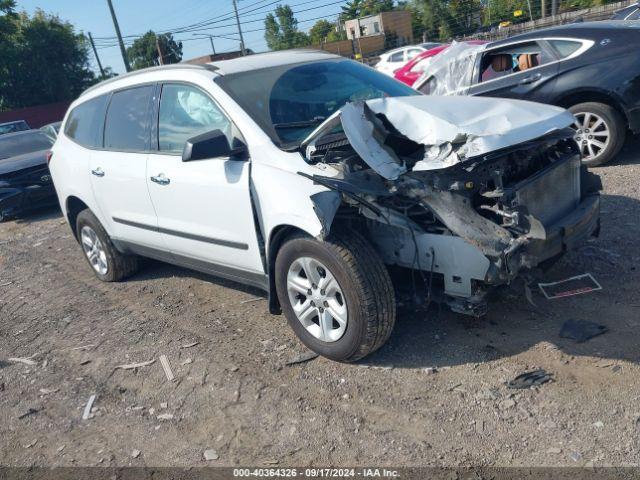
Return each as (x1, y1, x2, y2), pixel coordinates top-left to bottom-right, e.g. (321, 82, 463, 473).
(158, 84, 231, 154)
(389, 51, 404, 62)
(104, 85, 153, 151)
(479, 41, 552, 82)
(65, 95, 109, 148)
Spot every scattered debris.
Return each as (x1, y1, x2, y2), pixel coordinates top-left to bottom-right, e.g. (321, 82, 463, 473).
(203, 449, 219, 461)
(592, 421, 604, 428)
(160, 402, 168, 409)
(524, 282, 537, 307)
(79, 359, 92, 366)
(498, 399, 516, 410)
(181, 342, 199, 349)
(285, 351, 319, 366)
(570, 452, 582, 462)
(8, 357, 37, 366)
(538, 273, 602, 300)
(115, 359, 155, 370)
(181, 358, 193, 366)
(24, 440, 38, 448)
(131, 449, 141, 458)
(423, 367, 437, 375)
(559, 319, 608, 343)
(0, 281, 13, 287)
(39, 388, 59, 395)
(71, 344, 95, 351)
(547, 447, 562, 454)
(264, 459, 279, 465)
(18, 408, 39, 419)
(229, 365, 239, 372)
(159, 355, 175, 382)
(240, 296, 264, 304)
(507, 369, 553, 389)
(82, 394, 96, 420)
(157, 413, 174, 421)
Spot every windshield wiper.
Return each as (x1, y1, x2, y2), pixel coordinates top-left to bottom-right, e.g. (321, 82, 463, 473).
(273, 116, 326, 129)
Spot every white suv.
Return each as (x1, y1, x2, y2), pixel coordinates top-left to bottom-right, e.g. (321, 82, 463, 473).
(51, 51, 600, 362)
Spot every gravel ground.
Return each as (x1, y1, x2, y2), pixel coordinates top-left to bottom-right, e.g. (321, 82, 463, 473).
(2, 136, 640, 468)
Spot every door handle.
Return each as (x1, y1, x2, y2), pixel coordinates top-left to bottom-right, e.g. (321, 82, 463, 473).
(91, 168, 105, 177)
(519, 73, 542, 85)
(150, 173, 170, 185)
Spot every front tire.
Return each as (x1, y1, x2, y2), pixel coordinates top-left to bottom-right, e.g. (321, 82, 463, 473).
(75, 209, 139, 282)
(569, 102, 626, 167)
(275, 229, 396, 362)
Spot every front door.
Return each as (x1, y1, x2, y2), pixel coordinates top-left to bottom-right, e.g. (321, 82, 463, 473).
(145, 82, 264, 276)
(89, 84, 163, 249)
(469, 40, 559, 103)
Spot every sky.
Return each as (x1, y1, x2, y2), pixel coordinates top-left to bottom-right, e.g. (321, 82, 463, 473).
(16, 0, 348, 74)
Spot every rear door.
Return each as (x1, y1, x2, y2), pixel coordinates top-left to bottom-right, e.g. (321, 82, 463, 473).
(89, 84, 164, 248)
(468, 39, 560, 103)
(145, 82, 264, 275)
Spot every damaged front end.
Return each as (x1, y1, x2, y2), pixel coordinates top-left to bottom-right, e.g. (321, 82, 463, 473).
(299, 96, 601, 316)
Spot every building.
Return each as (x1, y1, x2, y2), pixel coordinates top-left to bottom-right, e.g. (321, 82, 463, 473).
(344, 10, 413, 45)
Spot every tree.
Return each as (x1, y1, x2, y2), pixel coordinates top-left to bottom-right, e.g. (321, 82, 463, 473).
(127, 31, 182, 70)
(341, 0, 395, 20)
(309, 19, 335, 44)
(264, 5, 310, 50)
(0, 8, 96, 110)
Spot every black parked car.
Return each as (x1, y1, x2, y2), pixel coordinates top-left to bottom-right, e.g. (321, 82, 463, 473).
(611, 2, 639, 20)
(0, 130, 56, 221)
(415, 21, 640, 166)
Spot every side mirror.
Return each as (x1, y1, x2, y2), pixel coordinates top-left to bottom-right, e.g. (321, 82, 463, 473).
(182, 129, 247, 162)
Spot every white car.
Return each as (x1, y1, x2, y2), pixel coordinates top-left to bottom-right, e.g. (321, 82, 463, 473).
(375, 43, 441, 76)
(50, 51, 600, 362)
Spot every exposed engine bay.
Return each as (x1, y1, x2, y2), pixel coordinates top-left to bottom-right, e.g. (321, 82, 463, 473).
(298, 96, 601, 315)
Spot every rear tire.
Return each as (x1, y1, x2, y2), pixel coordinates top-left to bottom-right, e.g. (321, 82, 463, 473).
(569, 102, 626, 167)
(75, 209, 138, 282)
(275, 229, 396, 362)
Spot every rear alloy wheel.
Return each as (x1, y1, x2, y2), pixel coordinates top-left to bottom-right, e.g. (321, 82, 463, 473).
(569, 102, 626, 167)
(75, 209, 139, 282)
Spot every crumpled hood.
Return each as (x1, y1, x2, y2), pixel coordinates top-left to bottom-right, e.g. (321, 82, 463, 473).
(304, 95, 575, 178)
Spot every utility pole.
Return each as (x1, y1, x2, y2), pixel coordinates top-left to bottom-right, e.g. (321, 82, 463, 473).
(209, 36, 216, 55)
(541, 0, 546, 18)
(232, 0, 246, 56)
(551, 0, 558, 16)
(155, 36, 164, 65)
(88, 32, 106, 78)
(106, 0, 131, 72)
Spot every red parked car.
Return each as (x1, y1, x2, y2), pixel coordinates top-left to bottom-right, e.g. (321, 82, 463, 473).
(394, 41, 487, 87)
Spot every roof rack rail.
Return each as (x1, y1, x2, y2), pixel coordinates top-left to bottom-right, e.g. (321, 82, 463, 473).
(81, 63, 218, 97)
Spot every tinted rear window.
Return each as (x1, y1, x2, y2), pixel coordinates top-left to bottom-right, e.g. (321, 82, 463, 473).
(65, 95, 109, 148)
(0, 132, 53, 160)
(104, 86, 153, 151)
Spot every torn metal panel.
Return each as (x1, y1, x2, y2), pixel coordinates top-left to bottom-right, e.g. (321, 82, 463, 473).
(339, 102, 407, 180)
(309, 190, 341, 237)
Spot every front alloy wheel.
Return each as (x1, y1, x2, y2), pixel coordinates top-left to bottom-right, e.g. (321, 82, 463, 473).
(572, 111, 610, 162)
(569, 102, 626, 167)
(286, 256, 348, 343)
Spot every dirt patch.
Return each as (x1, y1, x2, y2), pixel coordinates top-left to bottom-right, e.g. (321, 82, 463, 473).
(2, 137, 640, 467)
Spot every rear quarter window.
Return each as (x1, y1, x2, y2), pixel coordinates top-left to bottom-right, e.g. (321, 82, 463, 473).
(548, 39, 583, 58)
(64, 94, 109, 148)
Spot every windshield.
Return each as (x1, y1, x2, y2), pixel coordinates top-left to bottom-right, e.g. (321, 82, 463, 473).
(215, 59, 418, 147)
(0, 131, 53, 160)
